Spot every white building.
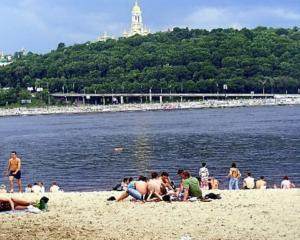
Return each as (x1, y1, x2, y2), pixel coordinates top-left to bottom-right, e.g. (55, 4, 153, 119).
(96, 0, 150, 42)
(97, 32, 114, 42)
(0, 51, 13, 66)
(123, 0, 150, 37)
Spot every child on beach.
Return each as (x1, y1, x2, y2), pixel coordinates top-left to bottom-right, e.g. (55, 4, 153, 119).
(0, 184, 7, 193)
(25, 184, 33, 193)
(199, 163, 209, 190)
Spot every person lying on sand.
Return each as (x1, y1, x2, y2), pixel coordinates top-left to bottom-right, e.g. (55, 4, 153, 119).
(0, 196, 32, 212)
(112, 177, 134, 191)
(115, 176, 148, 202)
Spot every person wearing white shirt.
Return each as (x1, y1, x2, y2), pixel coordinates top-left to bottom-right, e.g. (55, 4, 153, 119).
(281, 176, 295, 189)
(50, 181, 61, 193)
(199, 162, 209, 190)
(243, 172, 255, 189)
(32, 183, 42, 193)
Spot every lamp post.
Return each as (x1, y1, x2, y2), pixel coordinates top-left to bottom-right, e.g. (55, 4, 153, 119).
(168, 84, 172, 101)
(223, 84, 228, 99)
(47, 82, 50, 105)
(149, 87, 152, 103)
(260, 80, 266, 95)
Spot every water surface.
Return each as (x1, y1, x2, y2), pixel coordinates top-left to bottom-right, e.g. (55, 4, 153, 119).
(0, 106, 299, 191)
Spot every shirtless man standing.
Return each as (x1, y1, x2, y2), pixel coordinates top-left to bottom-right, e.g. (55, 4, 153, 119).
(5, 151, 22, 193)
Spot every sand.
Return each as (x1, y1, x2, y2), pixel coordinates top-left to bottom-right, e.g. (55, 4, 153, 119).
(0, 189, 299, 240)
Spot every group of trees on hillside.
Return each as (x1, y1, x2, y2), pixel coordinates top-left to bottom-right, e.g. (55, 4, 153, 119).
(0, 27, 300, 106)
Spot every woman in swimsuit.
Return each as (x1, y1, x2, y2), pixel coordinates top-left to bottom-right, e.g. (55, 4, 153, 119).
(0, 196, 32, 212)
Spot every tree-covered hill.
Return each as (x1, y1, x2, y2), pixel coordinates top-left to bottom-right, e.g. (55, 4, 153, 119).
(0, 27, 300, 105)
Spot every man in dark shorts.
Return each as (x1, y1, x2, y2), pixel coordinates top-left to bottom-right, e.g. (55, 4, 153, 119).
(5, 151, 22, 193)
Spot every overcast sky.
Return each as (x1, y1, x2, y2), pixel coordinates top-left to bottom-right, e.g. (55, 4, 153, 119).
(1, 0, 299, 53)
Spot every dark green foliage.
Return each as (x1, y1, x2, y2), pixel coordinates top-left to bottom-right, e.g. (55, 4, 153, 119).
(0, 27, 299, 105)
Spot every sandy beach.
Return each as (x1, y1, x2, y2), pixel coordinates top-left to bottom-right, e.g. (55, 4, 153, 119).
(1, 97, 300, 117)
(0, 190, 299, 240)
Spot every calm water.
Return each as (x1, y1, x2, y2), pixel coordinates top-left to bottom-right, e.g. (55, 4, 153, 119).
(0, 106, 299, 191)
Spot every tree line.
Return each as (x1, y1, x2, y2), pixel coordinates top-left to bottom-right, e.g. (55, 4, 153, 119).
(0, 27, 300, 106)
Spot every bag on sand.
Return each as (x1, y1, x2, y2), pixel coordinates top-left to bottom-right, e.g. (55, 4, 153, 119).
(38, 197, 49, 210)
(204, 193, 221, 200)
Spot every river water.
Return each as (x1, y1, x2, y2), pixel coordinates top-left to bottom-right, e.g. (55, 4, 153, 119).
(0, 106, 299, 191)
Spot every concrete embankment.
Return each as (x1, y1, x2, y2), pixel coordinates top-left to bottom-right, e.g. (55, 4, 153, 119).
(1, 97, 300, 117)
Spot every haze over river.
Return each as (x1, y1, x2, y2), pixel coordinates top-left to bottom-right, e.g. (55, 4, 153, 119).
(0, 105, 299, 191)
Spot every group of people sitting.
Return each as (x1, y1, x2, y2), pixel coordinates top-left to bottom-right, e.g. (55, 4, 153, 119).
(25, 181, 62, 193)
(226, 162, 296, 190)
(0, 181, 62, 194)
(110, 161, 297, 202)
(109, 169, 221, 202)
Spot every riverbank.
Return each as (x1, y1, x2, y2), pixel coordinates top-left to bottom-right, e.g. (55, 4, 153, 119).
(0, 190, 299, 240)
(1, 97, 300, 117)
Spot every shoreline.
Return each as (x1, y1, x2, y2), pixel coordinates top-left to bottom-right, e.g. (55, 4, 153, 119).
(0, 190, 299, 240)
(1, 97, 300, 117)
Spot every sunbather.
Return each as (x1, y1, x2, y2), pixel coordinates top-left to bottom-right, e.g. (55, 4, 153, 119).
(116, 176, 148, 202)
(0, 196, 32, 212)
(146, 172, 163, 201)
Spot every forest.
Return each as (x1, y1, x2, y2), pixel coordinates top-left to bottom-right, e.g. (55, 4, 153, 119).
(0, 27, 300, 106)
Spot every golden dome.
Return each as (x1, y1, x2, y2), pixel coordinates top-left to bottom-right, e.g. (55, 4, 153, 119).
(132, 1, 141, 13)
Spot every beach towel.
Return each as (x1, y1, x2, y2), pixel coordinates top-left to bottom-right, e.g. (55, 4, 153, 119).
(0, 209, 27, 215)
(0, 206, 41, 215)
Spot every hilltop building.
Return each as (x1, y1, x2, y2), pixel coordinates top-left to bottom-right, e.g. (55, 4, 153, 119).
(14, 48, 27, 59)
(0, 52, 13, 67)
(96, 0, 150, 42)
(97, 32, 114, 42)
(123, 0, 150, 37)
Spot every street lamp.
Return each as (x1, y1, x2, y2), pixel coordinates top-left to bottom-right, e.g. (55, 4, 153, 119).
(260, 80, 267, 95)
(47, 82, 50, 105)
(223, 84, 228, 94)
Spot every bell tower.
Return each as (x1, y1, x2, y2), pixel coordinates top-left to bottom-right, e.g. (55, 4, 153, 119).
(123, 0, 149, 37)
(131, 0, 143, 35)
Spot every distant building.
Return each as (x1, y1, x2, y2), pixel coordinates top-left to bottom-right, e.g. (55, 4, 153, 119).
(14, 48, 27, 59)
(123, 0, 150, 37)
(0, 51, 13, 66)
(97, 32, 114, 42)
(96, 0, 150, 42)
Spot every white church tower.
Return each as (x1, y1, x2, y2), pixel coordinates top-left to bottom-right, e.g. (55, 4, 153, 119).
(124, 0, 149, 37)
